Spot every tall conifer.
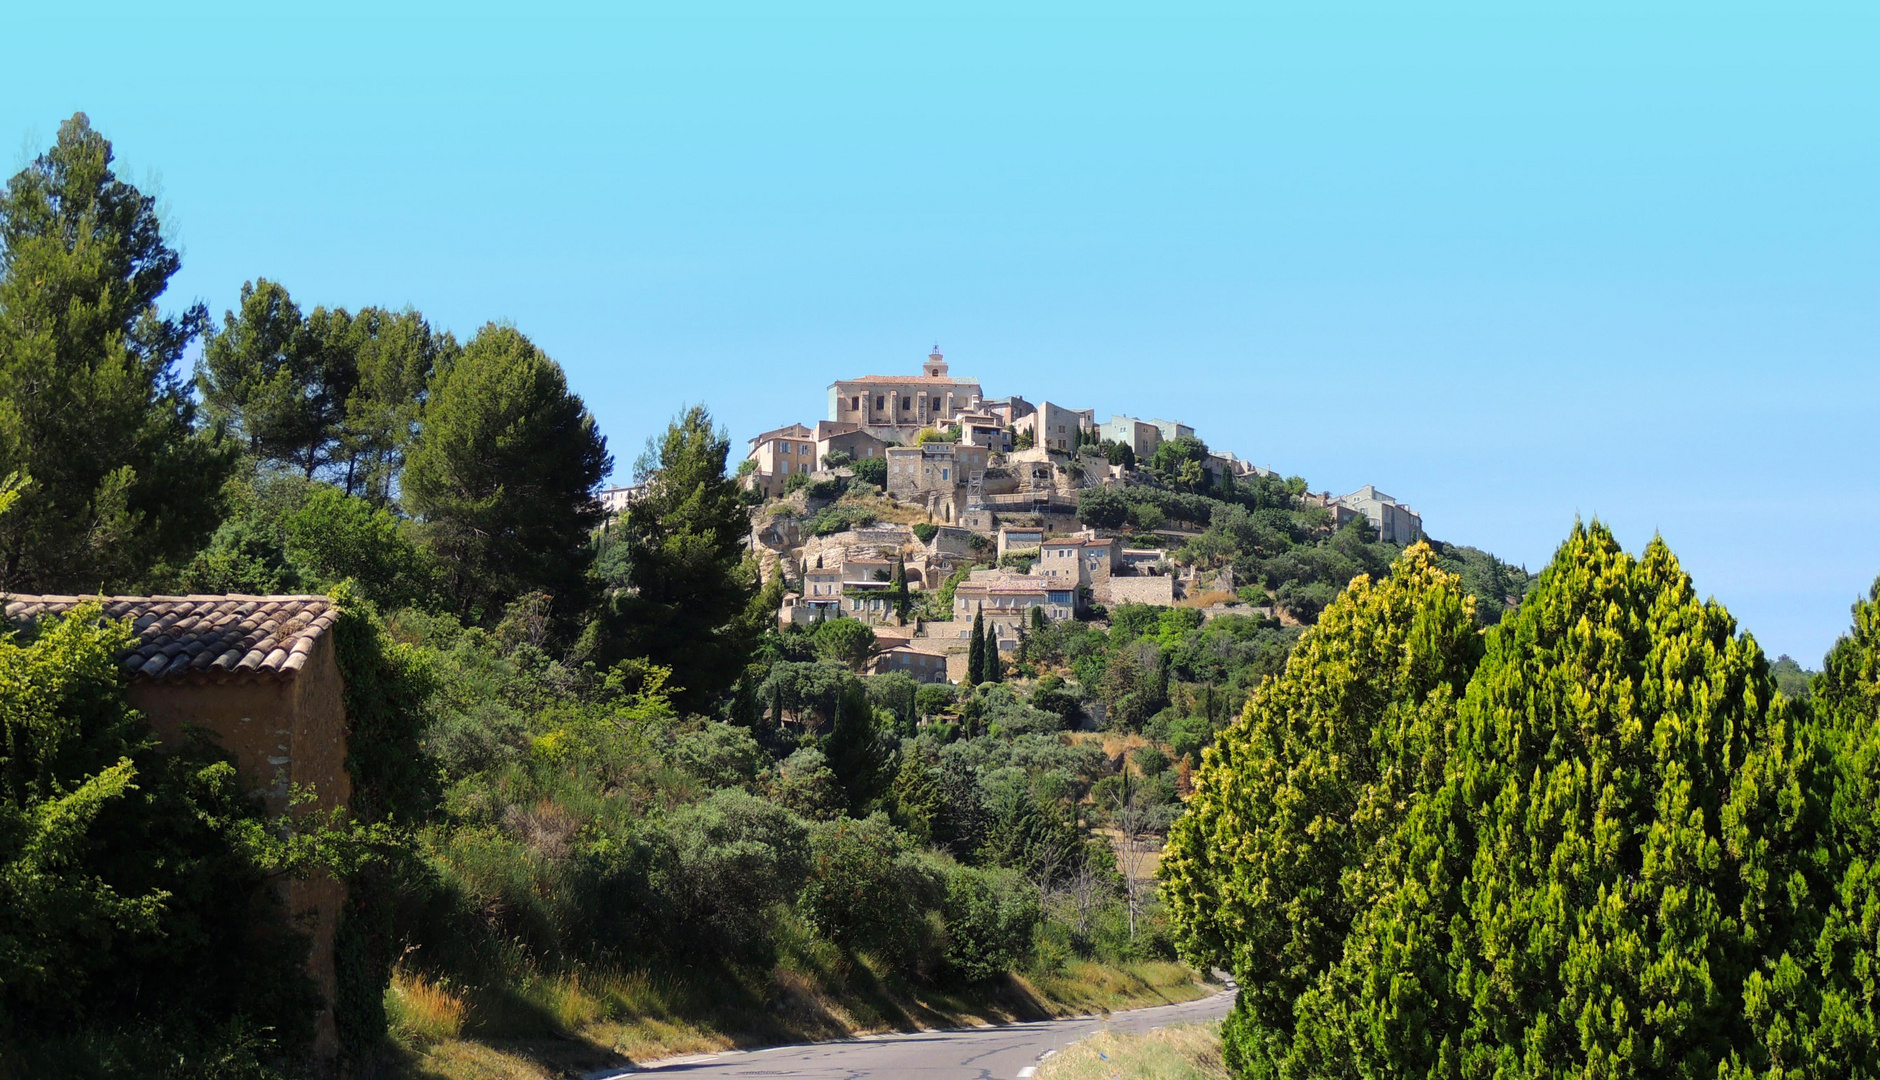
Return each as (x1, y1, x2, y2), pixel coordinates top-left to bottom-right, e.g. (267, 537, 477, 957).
(1282, 524, 1822, 1080)
(968, 607, 986, 685)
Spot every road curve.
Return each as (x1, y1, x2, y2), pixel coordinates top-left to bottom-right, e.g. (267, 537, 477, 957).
(594, 990, 1235, 1079)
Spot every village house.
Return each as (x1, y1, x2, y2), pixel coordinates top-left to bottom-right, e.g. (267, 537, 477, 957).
(996, 525, 1044, 560)
(1098, 414, 1163, 461)
(952, 568, 1076, 624)
(886, 441, 990, 523)
(871, 640, 952, 683)
(1151, 417, 1196, 443)
(4, 593, 352, 1063)
(1028, 401, 1095, 453)
(744, 423, 818, 498)
(812, 420, 890, 467)
(1326, 484, 1423, 544)
(1036, 531, 1123, 603)
(827, 349, 983, 443)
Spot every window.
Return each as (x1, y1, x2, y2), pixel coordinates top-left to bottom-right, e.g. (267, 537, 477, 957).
(901, 396, 911, 410)
(851, 396, 860, 411)
(932, 396, 942, 410)
(876, 395, 885, 410)
(941, 469, 948, 480)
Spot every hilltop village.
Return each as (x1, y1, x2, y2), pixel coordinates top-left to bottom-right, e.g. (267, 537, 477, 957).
(702, 350, 1426, 684)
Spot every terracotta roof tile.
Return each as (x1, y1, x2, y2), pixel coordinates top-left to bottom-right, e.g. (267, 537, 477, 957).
(4, 594, 337, 681)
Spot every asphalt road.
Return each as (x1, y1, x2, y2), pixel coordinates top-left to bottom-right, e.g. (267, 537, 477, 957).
(594, 990, 1235, 1079)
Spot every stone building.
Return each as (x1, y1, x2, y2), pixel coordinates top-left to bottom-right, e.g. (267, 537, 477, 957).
(1328, 484, 1423, 544)
(871, 641, 953, 683)
(1151, 417, 1196, 443)
(812, 420, 890, 467)
(1028, 401, 1095, 453)
(826, 349, 983, 443)
(886, 441, 989, 518)
(1098, 414, 1162, 461)
(951, 569, 1076, 624)
(745, 423, 818, 498)
(3, 593, 352, 1063)
(1037, 532, 1122, 603)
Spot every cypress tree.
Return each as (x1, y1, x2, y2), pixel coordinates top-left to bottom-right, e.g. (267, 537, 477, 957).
(1799, 574, 1880, 1076)
(985, 621, 1003, 683)
(1160, 543, 1483, 1075)
(968, 607, 986, 685)
(1284, 523, 1823, 1080)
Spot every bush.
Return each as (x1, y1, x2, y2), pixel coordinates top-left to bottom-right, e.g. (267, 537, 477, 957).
(798, 815, 942, 964)
(851, 456, 887, 488)
(916, 682, 958, 718)
(941, 864, 1041, 982)
(1077, 487, 1128, 530)
(653, 789, 811, 959)
(913, 522, 939, 543)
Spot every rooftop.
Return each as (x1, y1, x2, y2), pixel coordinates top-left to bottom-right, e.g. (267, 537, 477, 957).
(5, 594, 338, 681)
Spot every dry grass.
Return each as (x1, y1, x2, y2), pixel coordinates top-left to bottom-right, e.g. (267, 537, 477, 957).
(388, 957, 1217, 1080)
(1038, 1021, 1230, 1080)
(386, 970, 468, 1043)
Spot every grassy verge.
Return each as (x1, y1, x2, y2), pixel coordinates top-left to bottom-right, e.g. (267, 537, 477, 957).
(1038, 1021, 1229, 1080)
(385, 956, 1215, 1079)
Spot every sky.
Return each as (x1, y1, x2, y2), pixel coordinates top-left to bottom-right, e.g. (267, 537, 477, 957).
(4, 1, 1876, 663)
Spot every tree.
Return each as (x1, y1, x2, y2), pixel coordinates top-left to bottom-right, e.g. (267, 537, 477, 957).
(404, 323, 609, 628)
(1276, 524, 1824, 1080)
(1159, 543, 1483, 1073)
(811, 617, 876, 671)
(0, 113, 233, 591)
(598, 405, 756, 712)
(889, 555, 911, 621)
(1800, 574, 1880, 1076)
(968, 608, 987, 685)
(1077, 486, 1128, 530)
(197, 279, 355, 479)
(984, 621, 1004, 683)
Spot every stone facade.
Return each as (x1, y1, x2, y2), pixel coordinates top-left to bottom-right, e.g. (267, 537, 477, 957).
(745, 423, 818, 498)
(1029, 401, 1095, 453)
(3, 594, 353, 1064)
(827, 350, 983, 442)
(1328, 484, 1423, 544)
(1098, 414, 1162, 461)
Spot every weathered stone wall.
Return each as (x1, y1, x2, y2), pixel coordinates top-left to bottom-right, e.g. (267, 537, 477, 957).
(1099, 575, 1177, 606)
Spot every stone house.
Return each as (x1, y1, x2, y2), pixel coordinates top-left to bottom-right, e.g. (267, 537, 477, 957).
(745, 423, 818, 498)
(951, 569, 1076, 624)
(801, 560, 845, 619)
(1151, 417, 1196, 443)
(1328, 484, 1423, 544)
(1028, 401, 1095, 453)
(826, 350, 983, 443)
(4, 593, 351, 1063)
(886, 441, 989, 501)
(871, 641, 952, 683)
(1037, 532, 1122, 602)
(1098, 414, 1163, 461)
(812, 420, 890, 468)
(996, 526, 1044, 560)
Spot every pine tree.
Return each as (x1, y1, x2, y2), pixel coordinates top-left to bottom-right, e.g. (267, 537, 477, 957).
(404, 323, 609, 628)
(0, 113, 234, 590)
(1283, 524, 1823, 1080)
(968, 607, 986, 685)
(594, 405, 754, 712)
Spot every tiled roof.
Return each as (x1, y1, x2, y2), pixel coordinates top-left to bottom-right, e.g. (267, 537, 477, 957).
(828, 375, 981, 387)
(5, 594, 338, 681)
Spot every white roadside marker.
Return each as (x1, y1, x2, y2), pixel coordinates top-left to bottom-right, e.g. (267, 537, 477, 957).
(1018, 1068, 1038, 1078)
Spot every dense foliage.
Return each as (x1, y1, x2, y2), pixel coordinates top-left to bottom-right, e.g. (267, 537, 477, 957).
(1163, 524, 1880, 1080)
(0, 113, 232, 591)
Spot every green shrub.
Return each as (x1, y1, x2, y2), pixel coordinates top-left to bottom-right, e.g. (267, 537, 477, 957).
(913, 522, 939, 543)
(798, 814, 942, 964)
(941, 864, 1040, 982)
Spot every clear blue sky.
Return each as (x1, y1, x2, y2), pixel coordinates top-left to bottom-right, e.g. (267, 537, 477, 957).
(6, 2, 1875, 663)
